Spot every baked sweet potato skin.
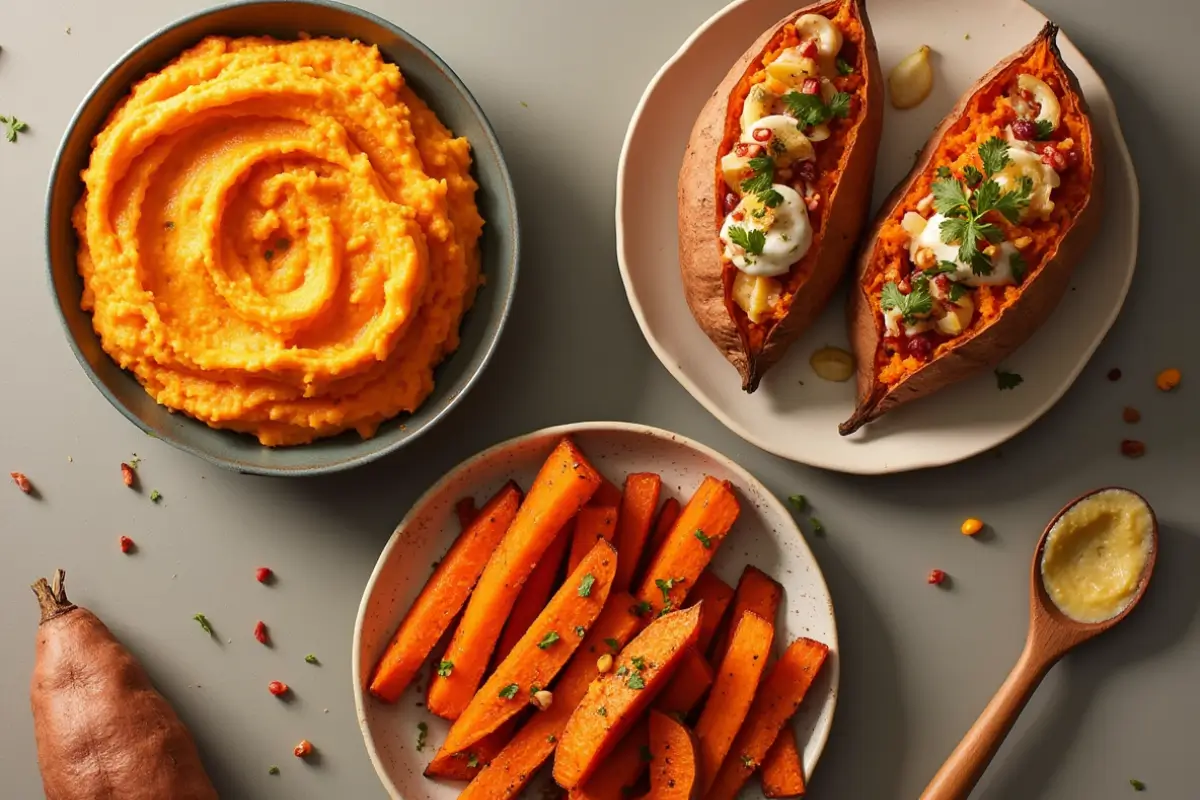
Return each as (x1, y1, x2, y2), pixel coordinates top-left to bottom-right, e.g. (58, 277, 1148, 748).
(677, 0, 884, 391)
(840, 22, 1104, 434)
(30, 571, 218, 800)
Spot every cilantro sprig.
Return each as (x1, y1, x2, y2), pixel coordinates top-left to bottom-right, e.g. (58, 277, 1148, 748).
(739, 156, 784, 209)
(727, 226, 765, 257)
(782, 90, 851, 128)
(880, 280, 933, 325)
(0, 115, 28, 143)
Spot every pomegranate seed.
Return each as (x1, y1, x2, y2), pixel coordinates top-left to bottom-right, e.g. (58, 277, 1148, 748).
(1122, 407, 1141, 424)
(933, 274, 951, 295)
(799, 39, 818, 59)
(897, 278, 912, 295)
(927, 569, 947, 586)
(1011, 119, 1038, 141)
(731, 211, 745, 222)
(801, 77, 820, 95)
(723, 192, 739, 213)
(1062, 148, 1081, 171)
(797, 161, 817, 182)
(294, 740, 314, 758)
(268, 680, 289, 697)
(1040, 144, 1067, 171)
(734, 142, 750, 157)
(256, 567, 273, 584)
(751, 127, 772, 143)
(119, 535, 134, 554)
(10, 472, 32, 494)
(907, 334, 934, 360)
(120, 462, 135, 488)
(1107, 368, 1122, 381)
(1120, 440, 1146, 458)
(254, 620, 269, 645)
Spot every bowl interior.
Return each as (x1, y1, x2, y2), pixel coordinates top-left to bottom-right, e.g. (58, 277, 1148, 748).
(353, 422, 839, 799)
(46, 0, 518, 475)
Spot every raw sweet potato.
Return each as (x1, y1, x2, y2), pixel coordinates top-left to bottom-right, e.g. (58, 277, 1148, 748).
(635, 477, 740, 618)
(840, 23, 1101, 434)
(424, 718, 520, 780)
(493, 524, 571, 664)
(645, 710, 701, 800)
(761, 729, 807, 797)
(370, 482, 523, 702)
(553, 605, 702, 789)
(686, 571, 735, 653)
(30, 570, 218, 800)
(436, 540, 617, 758)
(696, 612, 775, 793)
(712, 565, 782, 661)
(677, 0, 884, 391)
(428, 438, 602, 719)
(705, 638, 829, 800)
(458, 593, 643, 800)
(613, 473, 663, 592)
(568, 505, 618, 575)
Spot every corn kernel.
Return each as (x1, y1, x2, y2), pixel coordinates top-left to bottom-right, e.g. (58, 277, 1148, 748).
(596, 653, 614, 674)
(960, 518, 984, 536)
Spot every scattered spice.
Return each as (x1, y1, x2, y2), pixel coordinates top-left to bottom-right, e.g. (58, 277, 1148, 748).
(193, 613, 213, 634)
(120, 462, 136, 487)
(268, 680, 289, 697)
(254, 621, 269, 645)
(416, 722, 429, 752)
(960, 518, 984, 536)
(119, 535, 135, 554)
(631, 600, 652, 617)
(927, 569, 947, 586)
(1155, 368, 1181, 392)
(1120, 440, 1146, 459)
(466, 753, 480, 768)
(1107, 368, 1122, 381)
(0, 115, 29, 143)
(305, 654, 319, 664)
(149, 489, 162, 503)
(1130, 778, 1146, 791)
(256, 567, 273, 583)
(10, 471, 32, 494)
(293, 739, 313, 758)
(268, 765, 280, 775)
(1122, 407, 1141, 424)
(741, 754, 757, 769)
(603, 637, 620, 651)
(597, 706, 607, 717)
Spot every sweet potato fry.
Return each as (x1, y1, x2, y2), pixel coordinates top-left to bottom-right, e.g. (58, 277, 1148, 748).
(704, 638, 829, 800)
(761, 728, 807, 798)
(635, 496, 685, 587)
(592, 477, 623, 508)
(553, 605, 702, 789)
(645, 710, 701, 800)
(436, 540, 617, 757)
(427, 438, 602, 719)
(634, 477, 740, 618)
(493, 526, 571, 664)
(711, 565, 782, 662)
(456, 496, 479, 529)
(568, 506, 618, 575)
(696, 612, 774, 793)
(655, 648, 714, 716)
(457, 593, 642, 800)
(424, 718, 520, 780)
(686, 571, 734, 653)
(613, 473, 663, 591)
(369, 482, 523, 703)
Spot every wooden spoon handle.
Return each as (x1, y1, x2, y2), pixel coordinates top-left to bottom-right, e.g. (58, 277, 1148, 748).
(920, 638, 1055, 800)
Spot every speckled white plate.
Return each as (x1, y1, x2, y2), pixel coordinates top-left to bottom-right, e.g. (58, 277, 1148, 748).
(616, 0, 1139, 474)
(353, 421, 838, 799)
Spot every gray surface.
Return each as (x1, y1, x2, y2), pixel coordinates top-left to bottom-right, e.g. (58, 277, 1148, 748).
(0, 0, 1196, 798)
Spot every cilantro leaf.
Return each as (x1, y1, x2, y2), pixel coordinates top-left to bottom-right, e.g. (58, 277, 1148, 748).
(931, 177, 971, 216)
(827, 91, 852, 119)
(616, 665, 629, 677)
(627, 674, 646, 690)
(437, 660, 454, 677)
(740, 156, 775, 195)
(935, 165, 952, 180)
(578, 573, 596, 597)
(758, 187, 784, 208)
(726, 226, 766, 257)
(603, 637, 620, 651)
(0, 115, 29, 143)
(978, 136, 1011, 177)
(995, 369, 1023, 390)
(948, 282, 970, 302)
(962, 165, 983, 188)
(836, 57, 855, 75)
(466, 753, 479, 768)
(631, 656, 647, 671)
(782, 91, 830, 127)
(928, 261, 960, 275)
(631, 600, 652, 617)
(694, 529, 713, 549)
(1035, 119, 1055, 140)
(498, 683, 520, 699)
(416, 722, 429, 752)
(988, 177, 1033, 223)
(575, 625, 586, 637)
(1010, 251, 1028, 283)
(537, 631, 561, 649)
(787, 494, 807, 512)
(881, 281, 933, 323)
(810, 517, 825, 535)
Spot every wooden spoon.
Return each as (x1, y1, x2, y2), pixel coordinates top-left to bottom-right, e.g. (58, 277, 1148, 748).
(921, 487, 1158, 800)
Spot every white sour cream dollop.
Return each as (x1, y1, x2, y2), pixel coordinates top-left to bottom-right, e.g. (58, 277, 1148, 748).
(720, 184, 812, 277)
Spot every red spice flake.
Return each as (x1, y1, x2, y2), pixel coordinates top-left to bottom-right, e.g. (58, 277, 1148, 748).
(927, 569, 947, 586)
(120, 462, 135, 487)
(119, 535, 135, 554)
(293, 739, 314, 758)
(1107, 368, 1122, 381)
(10, 471, 32, 494)
(254, 621, 270, 645)
(256, 567, 273, 584)
(268, 680, 289, 697)
(1122, 407, 1141, 424)
(1120, 440, 1146, 458)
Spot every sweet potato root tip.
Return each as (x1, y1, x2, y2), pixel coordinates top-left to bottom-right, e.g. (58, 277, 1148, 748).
(438, 540, 617, 758)
(761, 728, 807, 797)
(613, 473, 663, 592)
(369, 482, 523, 703)
(427, 438, 603, 719)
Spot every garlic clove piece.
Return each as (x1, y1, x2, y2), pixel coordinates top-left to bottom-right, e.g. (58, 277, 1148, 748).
(889, 45, 934, 110)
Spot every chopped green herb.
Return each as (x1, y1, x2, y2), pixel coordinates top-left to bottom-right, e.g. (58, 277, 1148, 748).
(631, 656, 647, 671)
(741, 754, 756, 769)
(782, 91, 832, 127)
(978, 136, 1012, 176)
(578, 573, 596, 597)
(827, 91, 851, 119)
(935, 165, 953, 180)
(603, 637, 620, 651)
(1035, 119, 1055, 140)
(995, 369, 1023, 390)
(810, 517, 825, 535)
(654, 577, 686, 604)
(948, 282, 969, 302)
(416, 722, 429, 752)
(787, 494, 807, 512)
(836, 57, 854, 75)
(437, 660, 454, 677)
(149, 489, 162, 503)
(597, 706, 607, 717)
(193, 613, 213, 635)
(616, 665, 629, 677)
(694, 529, 713, 549)
(627, 673, 646, 690)
(962, 164, 983, 188)
(575, 625, 586, 637)
(268, 765, 280, 775)
(499, 683, 520, 699)
(631, 600, 652, 617)
(1130, 779, 1146, 791)
(305, 654, 319, 665)
(128, 454, 141, 469)
(740, 156, 775, 196)
(727, 225, 766, 258)
(538, 631, 561, 650)
(0, 115, 29, 143)
(530, 683, 542, 694)
(881, 281, 933, 324)
(466, 753, 479, 769)
(547, 735, 557, 743)
(1009, 251, 1028, 283)
(758, 187, 784, 208)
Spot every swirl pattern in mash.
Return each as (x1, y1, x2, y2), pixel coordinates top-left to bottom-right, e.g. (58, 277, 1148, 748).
(74, 36, 484, 446)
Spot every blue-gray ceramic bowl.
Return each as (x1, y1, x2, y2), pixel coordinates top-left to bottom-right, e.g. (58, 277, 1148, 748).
(45, 0, 518, 476)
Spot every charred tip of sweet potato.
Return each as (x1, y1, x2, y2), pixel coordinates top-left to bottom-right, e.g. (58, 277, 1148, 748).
(32, 570, 77, 625)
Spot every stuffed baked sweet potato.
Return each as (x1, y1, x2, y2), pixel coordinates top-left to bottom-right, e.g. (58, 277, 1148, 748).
(840, 23, 1102, 434)
(678, 0, 884, 391)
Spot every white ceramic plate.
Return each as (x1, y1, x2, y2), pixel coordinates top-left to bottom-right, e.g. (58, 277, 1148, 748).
(354, 422, 838, 799)
(616, 0, 1139, 474)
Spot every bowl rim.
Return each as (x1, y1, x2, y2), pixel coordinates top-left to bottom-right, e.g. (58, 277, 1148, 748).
(43, 0, 519, 477)
(351, 419, 841, 799)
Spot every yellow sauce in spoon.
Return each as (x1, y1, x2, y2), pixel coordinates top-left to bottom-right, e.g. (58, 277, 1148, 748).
(1040, 489, 1153, 623)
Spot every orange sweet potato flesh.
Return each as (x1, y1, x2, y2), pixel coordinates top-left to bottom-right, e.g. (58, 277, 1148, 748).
(568, 505, 618, 575)
(424, 718, 520, 780)
(493, 524, 571, 664)
(705, 638, 829, 800)
(370, 482, 523, 702)
(696, 612, 774, 793)
(712, 565, 782, 662)
(437, 540, 617, 758)
(613, 473, 663, 592)
(635, 477, 740, 618)
(553, 605, 702, 789)
(458, 593, 642, 800)
(428, 438, 602, 719)
(686, 571, 734, 653)
(761, 729, 807, 797)
(30, 571, 218, 800)
(645, 710, 701, 800)
(593, 477, 624, 508)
